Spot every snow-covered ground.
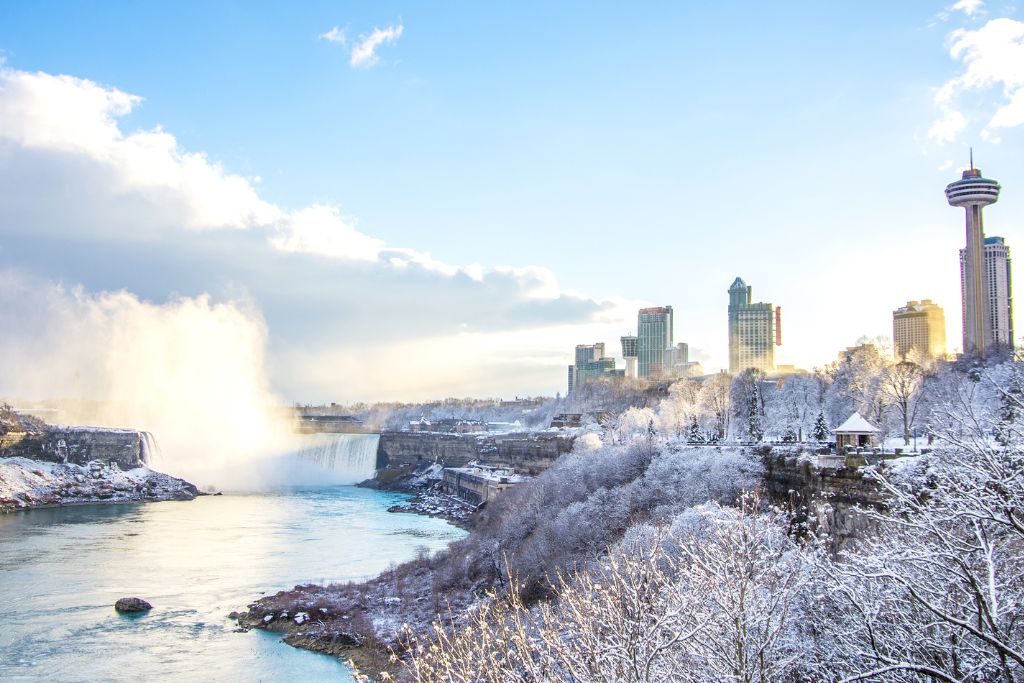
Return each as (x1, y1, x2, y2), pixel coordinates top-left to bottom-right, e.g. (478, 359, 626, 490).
(0, 457, 199, 512)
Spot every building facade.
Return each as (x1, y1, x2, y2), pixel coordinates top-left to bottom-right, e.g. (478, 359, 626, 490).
(728, 277, 779, 373)
(960, 236, 1014, 354)
(947, 162, 1001, 356)
(620, 335, 638, 358)
(568, 342, 617, 393)
(637, 307, 673, 378)
(893, 299, 946, 360)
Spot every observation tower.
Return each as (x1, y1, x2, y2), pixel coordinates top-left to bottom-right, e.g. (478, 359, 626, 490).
(946, 151, 1000, 356)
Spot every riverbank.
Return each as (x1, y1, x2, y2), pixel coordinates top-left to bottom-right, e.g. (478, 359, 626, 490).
(0, 457, 200, 512)
(232, 553, 477, 681)
(358, 462, 477, 530)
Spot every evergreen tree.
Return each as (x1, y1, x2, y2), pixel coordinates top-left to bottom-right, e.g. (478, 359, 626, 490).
(747, 390, 763, 442)
(688, 417, 704, 444)
(812, 411, 829, 442)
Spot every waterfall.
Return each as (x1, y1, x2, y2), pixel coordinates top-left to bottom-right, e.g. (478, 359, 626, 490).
(290, 433, 379, 485)
(139, 431, 162, 467)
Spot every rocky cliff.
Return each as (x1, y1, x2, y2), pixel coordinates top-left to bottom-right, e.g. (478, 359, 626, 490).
(0, 427, 150, 470)
(375, 431, 480, 470)
(760, 450, 887, 549)
(374, 430, 576, 475)
(478, 433, 576, 475)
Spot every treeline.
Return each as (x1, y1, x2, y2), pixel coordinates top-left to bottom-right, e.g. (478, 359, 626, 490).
(637, 342, 1022, 446)
(396, 362, 1024, 682)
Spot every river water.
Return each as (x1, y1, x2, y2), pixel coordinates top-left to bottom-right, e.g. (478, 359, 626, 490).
(0, 487, 464, 682)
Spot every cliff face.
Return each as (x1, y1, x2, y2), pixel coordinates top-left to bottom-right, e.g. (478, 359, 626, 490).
(375, 431, 577, 475)
(375, 432, 480, 470)
(479, 433, 576, 475)
(0, 428, 148, 470)
(760, 452, 886, 549)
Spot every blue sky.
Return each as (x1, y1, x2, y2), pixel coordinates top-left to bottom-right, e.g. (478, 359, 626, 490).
(0, 1, 1021, 402)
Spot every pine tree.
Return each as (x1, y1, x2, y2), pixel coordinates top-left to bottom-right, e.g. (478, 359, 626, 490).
(812, 411, 829, 442)
(689, 417, 704, 444)
(747, 391, 763, 442)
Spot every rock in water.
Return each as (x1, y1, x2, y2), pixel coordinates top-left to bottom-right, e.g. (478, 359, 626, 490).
(115, 597, 152, 613)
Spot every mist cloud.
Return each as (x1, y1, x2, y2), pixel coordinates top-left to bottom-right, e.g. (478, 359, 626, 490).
(0, 271, 297, 487)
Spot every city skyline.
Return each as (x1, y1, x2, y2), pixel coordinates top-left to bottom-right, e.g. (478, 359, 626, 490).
(0, 2, 1021, 402)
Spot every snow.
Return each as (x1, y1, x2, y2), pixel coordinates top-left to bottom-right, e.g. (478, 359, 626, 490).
(0, 456, 196, 511)
(834, 412, 880, 434)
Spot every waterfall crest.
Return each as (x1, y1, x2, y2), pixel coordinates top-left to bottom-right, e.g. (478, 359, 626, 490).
(139, 431, 161, 466)
(291, 433, 379, 484)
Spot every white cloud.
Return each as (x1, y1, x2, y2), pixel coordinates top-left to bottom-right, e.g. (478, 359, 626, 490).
(270, 205, 382, 262)
(929, 17, 1024, 143)
(952, 0, 985, 17)
(937, 159, 954, 171)
(350, 23, 404, 68)
(0, 63, 622, 400)
(319, 26, 347, 45)
(0, 67, 281, 231)
(928, 110, 967, 143)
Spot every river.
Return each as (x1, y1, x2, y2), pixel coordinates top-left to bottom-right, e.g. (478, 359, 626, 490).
(0, 487, 465, 682)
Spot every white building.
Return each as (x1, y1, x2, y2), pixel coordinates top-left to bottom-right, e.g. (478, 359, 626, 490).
(959, 236, 1014, 354)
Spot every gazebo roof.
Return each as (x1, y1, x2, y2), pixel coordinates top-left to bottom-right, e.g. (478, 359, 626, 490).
(835, 411, 880, 434)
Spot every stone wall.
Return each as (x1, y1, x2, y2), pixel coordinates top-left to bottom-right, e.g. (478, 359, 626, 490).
(0, 428, 147, 470)
(375, 431, 481, 470)
(479, 433, 576, 475)
(760, 451, 887, 549)
(375, 431, 577, 476)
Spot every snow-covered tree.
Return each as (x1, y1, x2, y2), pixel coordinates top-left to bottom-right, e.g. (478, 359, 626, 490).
(812, 411, 829, 442)
(699, 372, 731, 441)
(824, 342, 891, 430)
(403, 499, 816, 683)
(881, 360, 925, 446)
(823, 365, 1024, 682)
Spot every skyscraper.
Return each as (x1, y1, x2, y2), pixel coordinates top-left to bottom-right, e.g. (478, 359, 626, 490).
(960, 236, 1014, 354)
(637, 307, 673, 379)
(728, 277, 779, 373)
(946, 157, 1001, 356)
(568, 342, 618, 393)
(893, 300, 946, 360)
(620, 334, 639, 379)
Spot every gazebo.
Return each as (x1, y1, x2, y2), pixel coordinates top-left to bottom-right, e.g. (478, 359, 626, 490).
(834, 412, 881, 452)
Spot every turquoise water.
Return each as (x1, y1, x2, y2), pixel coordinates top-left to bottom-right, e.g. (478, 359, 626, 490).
(0, 488, 465, 682)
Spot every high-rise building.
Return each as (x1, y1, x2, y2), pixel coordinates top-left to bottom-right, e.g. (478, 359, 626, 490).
(576, 357, 617, 384)
(893, 300, 946, 360)
(946, 158, 1001, 356)
(568, 342, 618, 393)
(662, 342, 689, 375)
(637, 307, 673, 378)
(620, 334, 639, 379)
(960, 236, 1014, 354)
(728, 277, 779, 373)
(575, 343, 605, 367)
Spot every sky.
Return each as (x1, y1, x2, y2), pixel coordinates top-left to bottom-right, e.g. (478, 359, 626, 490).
(0, 0, 1022, 403)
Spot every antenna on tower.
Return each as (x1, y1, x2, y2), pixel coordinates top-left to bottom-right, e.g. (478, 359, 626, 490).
(970, 146, 974, 170)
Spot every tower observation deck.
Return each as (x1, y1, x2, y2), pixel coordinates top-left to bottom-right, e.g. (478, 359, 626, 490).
(946, 156, 1001, 356)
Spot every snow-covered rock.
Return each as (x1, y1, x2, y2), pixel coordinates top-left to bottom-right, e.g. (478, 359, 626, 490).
(0, 457, 199, 512)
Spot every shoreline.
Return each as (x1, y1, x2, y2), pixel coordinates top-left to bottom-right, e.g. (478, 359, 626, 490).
(359, 466, 478, 531)
(233, 478, 478, 681)
(0, 456, 201, 513)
